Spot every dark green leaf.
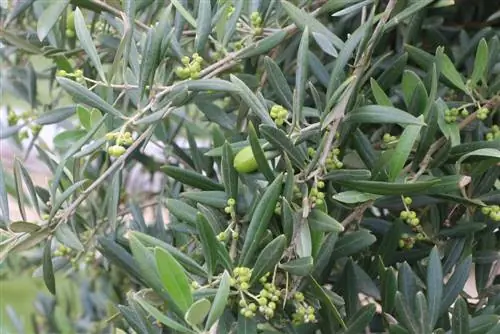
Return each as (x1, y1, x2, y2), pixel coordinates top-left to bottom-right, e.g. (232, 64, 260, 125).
(43, 240, 56, 295)
(248, 122, 275, 182)
(441, 256, 472, 313)
(332, 230, 376, 260)
(230, 74, 274, 126)
(37, 0, 69, 41)
(345, 304, 376, 334)
(161, 166, 224, 191)
(250, 235, 286, 284)
(335, 179, 440, 195)
(240, 173, 283, 266)
(222, 142, 238, 199)
(135, 297, 194, 333)
(155, 247, 193, 313)
(470, 38, 488, 86)
(74, 8, 106, 82)
(294, 27, 309, 126)
(196, 213, 219, 278)
(345, 105, 425, 125)
(205, 271, 231, 331)
(238, 31, 287, 59)
(260, 125, 307, 169)
(264, 56, 292, 110)
(452, 296, 469, 334)
(56, 77, 123, 118)
(308, 209, 344, 233)
(194, 0, 211, 53)
(279, 256, 313, 276)
(427, 247, 443, 328)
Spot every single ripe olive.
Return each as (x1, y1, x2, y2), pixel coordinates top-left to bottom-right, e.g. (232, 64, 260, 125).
(233, 146, 258, 173)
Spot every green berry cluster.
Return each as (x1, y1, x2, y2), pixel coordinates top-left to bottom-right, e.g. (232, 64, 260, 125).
(256, 274, 281, 320)
(66, 11, 75, 37)
(291, 292, 316, 325)
(190, 281, 200, 291)
(476, 107, 490, 120)
(309, 182, 325, 207)
(231, 267, 252, 291)
(398, 233, 416, 249)
(383, 133, 397, 144)
(224, 198, 236, 214)
(274, 202, 281, 215)
(53, 245, 73, 257)
(293, 184, 302, 200)
(175, 53, 204, 80)
(399, 200, 420, 227)
(444, 108, 468, 123)
(481, 205, 500, 221)
(216, 231, 228, 242)
(485, 125, 500, 141)
(57, 69, 84, 83)
(239, 299, 257, 318)
(325, 148, 343, 170)
(270, 105, 288, 126)
(250, 12, 263, 36)
(106, 131, 133, 157)
(226, 5, 235, 18)
(7, 110, 18, 126)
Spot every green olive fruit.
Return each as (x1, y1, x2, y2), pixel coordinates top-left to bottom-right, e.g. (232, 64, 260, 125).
(233, 146, 258, 173)
(67, 11, 75, 31)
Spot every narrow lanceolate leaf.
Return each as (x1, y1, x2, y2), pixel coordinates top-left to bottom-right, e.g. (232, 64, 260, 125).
(170, 0, 196, 27)
(281, 0, 343, 50)
(194, 0, 211, 53)
(279, 256, 313, 276)
(331, 230, 376, 260)
(308, 209, 344, 233)
(238, 30, 287, 59)
(395, 292, 420, 334)
(55, 223, 84, 252)
(440, 256, 472, 313)
(370, 78, 393, 106)
(205, 271, 231, 331)
(260, 125, 307, 169)
(335, 179, 439, 196)
(49, 179, 87, 220)
(438, 52, 468, 93)
(155, 247, 193, 313)
(161, 166, 224, 191)
(43, 240, 56, 295)
(9, 221, 40, 233)
(388, 121, 423, 181)
(165, 199, 198, 225)
(221, 142, 238, 199)
(264, 56, 293, 110)
(0, 162, 9, 224)
(230, 74, 274, 126)
(345, 304, 376, 334)
(294, 27, 309, 126)
(470, 39, 488, 86)
(345, 105, 425, 125)
(240, 174, 283, 266)
(195, 213, 219, 278)
(452, 297, 469, 334)
(135, 297, 194, 333)
(37, 0, 69, 41)
(56, 78, 123, 118)
(250, 235, 286, 284)
(427, 247, 443, 328)
(248, 122, 275, 182)
(74, 8, 106, 82)
(14, 159, 40, 216)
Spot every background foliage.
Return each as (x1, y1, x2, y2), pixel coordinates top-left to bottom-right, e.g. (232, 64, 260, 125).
(1, 0, 500, 333)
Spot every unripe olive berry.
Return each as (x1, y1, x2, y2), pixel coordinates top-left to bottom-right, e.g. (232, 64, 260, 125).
(233, 146, 258, 173)
(67, 12, 75, 31)
(108, 145, 126, 157)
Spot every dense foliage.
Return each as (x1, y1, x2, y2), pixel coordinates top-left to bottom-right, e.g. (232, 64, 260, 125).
(1, 0, 500, 333)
